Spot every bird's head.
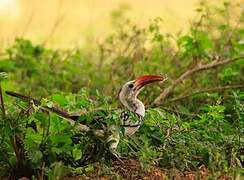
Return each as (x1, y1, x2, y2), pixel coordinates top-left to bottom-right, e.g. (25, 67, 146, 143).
(119, 75, 166, 114)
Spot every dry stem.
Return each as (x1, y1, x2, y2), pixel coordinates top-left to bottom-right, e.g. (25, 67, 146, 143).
(152, 56, 244, 106)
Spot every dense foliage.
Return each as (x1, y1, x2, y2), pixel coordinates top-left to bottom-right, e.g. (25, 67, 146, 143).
(0, 1, 243, 179)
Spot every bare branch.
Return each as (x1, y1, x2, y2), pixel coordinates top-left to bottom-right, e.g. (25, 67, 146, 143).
(171, 84, 244, 102)
(152, 56, 244, 106)
(0, 83, 5, 118)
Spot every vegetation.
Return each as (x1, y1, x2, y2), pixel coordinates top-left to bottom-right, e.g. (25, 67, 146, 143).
(0, 1, 243, 179)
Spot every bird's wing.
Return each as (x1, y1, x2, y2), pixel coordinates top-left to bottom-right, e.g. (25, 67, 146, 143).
(120, 110, 144, 136)
(120, 110, 144, 127)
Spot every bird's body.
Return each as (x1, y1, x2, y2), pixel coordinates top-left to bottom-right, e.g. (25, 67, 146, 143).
(118, 75, 165, 136)
(5, 75, 166, 153)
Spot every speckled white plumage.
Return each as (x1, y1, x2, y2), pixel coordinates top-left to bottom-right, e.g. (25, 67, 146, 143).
(108, 75, 165, 152)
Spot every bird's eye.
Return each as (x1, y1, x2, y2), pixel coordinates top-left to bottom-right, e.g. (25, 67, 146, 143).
(128, 84, 134, 88)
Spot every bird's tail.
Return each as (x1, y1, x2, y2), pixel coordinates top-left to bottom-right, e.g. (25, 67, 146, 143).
(5, 91, 79, 121)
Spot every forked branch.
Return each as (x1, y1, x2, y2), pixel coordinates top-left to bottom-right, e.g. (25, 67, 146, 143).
(152, 56, 244, 106)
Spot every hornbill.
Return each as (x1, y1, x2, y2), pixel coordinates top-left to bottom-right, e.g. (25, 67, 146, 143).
(5, 75, 166, 152)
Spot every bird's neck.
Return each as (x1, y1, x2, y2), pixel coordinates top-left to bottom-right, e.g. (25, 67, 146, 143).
(123, 98, 145, 117)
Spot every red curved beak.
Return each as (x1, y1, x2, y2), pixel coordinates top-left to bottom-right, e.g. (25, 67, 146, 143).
(134, 75, 166, 90)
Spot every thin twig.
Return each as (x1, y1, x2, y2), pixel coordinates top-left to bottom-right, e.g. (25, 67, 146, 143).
(0, 83, 5, 118)
(152, 56, 244, 106)
(38, 161, 45, 180)
(170, 84, 244, 102)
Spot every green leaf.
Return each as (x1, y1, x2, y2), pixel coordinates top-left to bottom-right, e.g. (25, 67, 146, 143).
(84, 164, 95, 172)
(29, 149, 43, 164)
(25, 128, 43, 149)
(52, 94, 68, 106)
(235, 40, 244, 51)
(198, 32, 213, 50)
(178, 35, 193, 48)
(0, 60, 15, 70)
(72, 148, 82, 161)
(50, 134, 72, 149)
